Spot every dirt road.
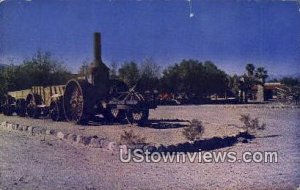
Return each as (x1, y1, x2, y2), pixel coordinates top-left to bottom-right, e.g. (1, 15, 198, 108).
(0, 105, 299, 189)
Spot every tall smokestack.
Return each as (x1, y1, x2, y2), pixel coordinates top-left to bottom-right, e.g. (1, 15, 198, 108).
(88, 32, 109, 95)
(94, 32, 101, 64)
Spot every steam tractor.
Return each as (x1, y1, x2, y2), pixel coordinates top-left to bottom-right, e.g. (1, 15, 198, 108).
(1, 32, 156, 125)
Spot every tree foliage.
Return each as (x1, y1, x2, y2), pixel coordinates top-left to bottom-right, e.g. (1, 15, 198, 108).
(280, 77, 300, 87)
(160, 59, 228, 97)
(138, 58, 160, 92)
(118, 61, 140, 87)
(230, 64, 269, 102)
(0, 51, 72, 101)
(118, 59, 160, 92)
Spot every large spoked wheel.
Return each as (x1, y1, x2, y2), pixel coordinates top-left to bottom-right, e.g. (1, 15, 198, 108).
(63, 79, 94, 124)
(26, 93, 41, 118)
(50, 101, 64, 121)
(126, 109, 149, 125)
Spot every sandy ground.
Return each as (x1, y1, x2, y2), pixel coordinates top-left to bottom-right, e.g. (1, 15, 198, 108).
(0, 105, 279, 145)
(0, 105, 299, 189)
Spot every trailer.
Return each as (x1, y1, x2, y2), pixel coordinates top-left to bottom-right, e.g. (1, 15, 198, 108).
(3, 85, 65, 120)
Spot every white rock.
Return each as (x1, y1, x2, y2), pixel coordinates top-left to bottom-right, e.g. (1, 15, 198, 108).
(0, 121, 7, 127)
(46, 129, 55, 135)
(7, 123, 13, 130)
(108, 142, 117, 151)
(56, 132, 65, 139)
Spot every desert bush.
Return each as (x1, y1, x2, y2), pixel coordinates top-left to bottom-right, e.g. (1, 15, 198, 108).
(182, 119, 205, 141)
(120, 130, 146, 145)
(240, 114, 266, 134)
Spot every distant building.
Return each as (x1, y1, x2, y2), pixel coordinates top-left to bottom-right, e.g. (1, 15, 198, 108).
(251, 82, 285, 102)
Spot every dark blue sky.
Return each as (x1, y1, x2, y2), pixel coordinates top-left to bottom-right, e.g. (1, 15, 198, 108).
(0, 0, 299, 75)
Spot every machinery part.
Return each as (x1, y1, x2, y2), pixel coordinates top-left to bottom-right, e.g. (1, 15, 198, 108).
(102, 79, 129, 122)
(26, 93, 42, 118)
(124, 90, 150, 125)
(2, 95, 15, 116)
(110, 87, 150, 125)
(110, 108, 126, 122)
(3, 105, 13, 116)
(126, 109, 149, 125)
(50, 100, 64, 121)
(103, 108, 126, 123)
(16, 99, 26, 117)
(109, 79, 129, 96)
(63, 79, 95, 124)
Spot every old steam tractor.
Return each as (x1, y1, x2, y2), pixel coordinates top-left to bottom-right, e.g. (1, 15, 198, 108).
(1, 33, 156, 125)
(64, 32, 156, 124)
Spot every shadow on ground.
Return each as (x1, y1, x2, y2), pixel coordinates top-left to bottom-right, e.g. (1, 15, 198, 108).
(86, 117, 190, 129)
(150, 132, 256, 153)
(142, 119, 190, 129)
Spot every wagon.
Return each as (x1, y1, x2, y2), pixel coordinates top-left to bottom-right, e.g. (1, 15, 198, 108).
(3, 85, 65, 121)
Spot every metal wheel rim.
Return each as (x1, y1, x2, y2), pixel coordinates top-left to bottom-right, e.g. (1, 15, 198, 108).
(132, 110, 143, 121)
(64, 80, 87, 123)
(70, 86, 83, 121)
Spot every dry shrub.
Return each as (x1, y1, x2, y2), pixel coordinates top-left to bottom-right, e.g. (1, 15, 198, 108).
(240, 114, 266, 134)
(182, 119, 204, 141)
(120, 130, 146, 145)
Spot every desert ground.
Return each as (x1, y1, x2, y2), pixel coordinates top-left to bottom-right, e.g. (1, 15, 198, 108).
(0, 104, 299, 189)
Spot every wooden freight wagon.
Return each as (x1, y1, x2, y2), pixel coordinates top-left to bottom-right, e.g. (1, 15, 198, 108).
(3, 85, 65, 121)
(7, 89, 31, 116)
(26, 85, 65, 120)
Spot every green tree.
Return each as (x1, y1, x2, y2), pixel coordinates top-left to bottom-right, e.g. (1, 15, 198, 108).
(118, 61, 140, 87)
(233, 64, 268, 103)
(0, 51, 72, 101)
(255, 67, 268, 84)
(160, 63, 182, 93)
(160, 59, 228, 98)
(109, 61, 119, 80)
(280, 77, 300, 87)
(228, 74, 241, 98)
(246, 63, 255, 77)
(138, 58, 160, 92)
(21, 51, 72, 87)
(78, 60, 89, 77)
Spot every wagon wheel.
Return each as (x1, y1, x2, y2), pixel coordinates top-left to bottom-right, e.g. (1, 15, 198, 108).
(50, 101, 63, 121)
(126, 109, 149, 125)
(3, 105, 13, 116)
(63, 79, 94, 124)
(26, 93, 41, 118)
(16, 99, 26, 117)
(121, 88, 150, 125)
(3, 106, 13, 116)
(3, 95, 15, 116)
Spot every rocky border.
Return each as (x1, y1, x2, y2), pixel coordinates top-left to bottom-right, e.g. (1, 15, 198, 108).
(0, 121, 255, 156)
(0, 121, 127, 153)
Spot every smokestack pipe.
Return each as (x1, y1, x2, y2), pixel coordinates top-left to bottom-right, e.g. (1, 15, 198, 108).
(94, 32, 101, 64)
